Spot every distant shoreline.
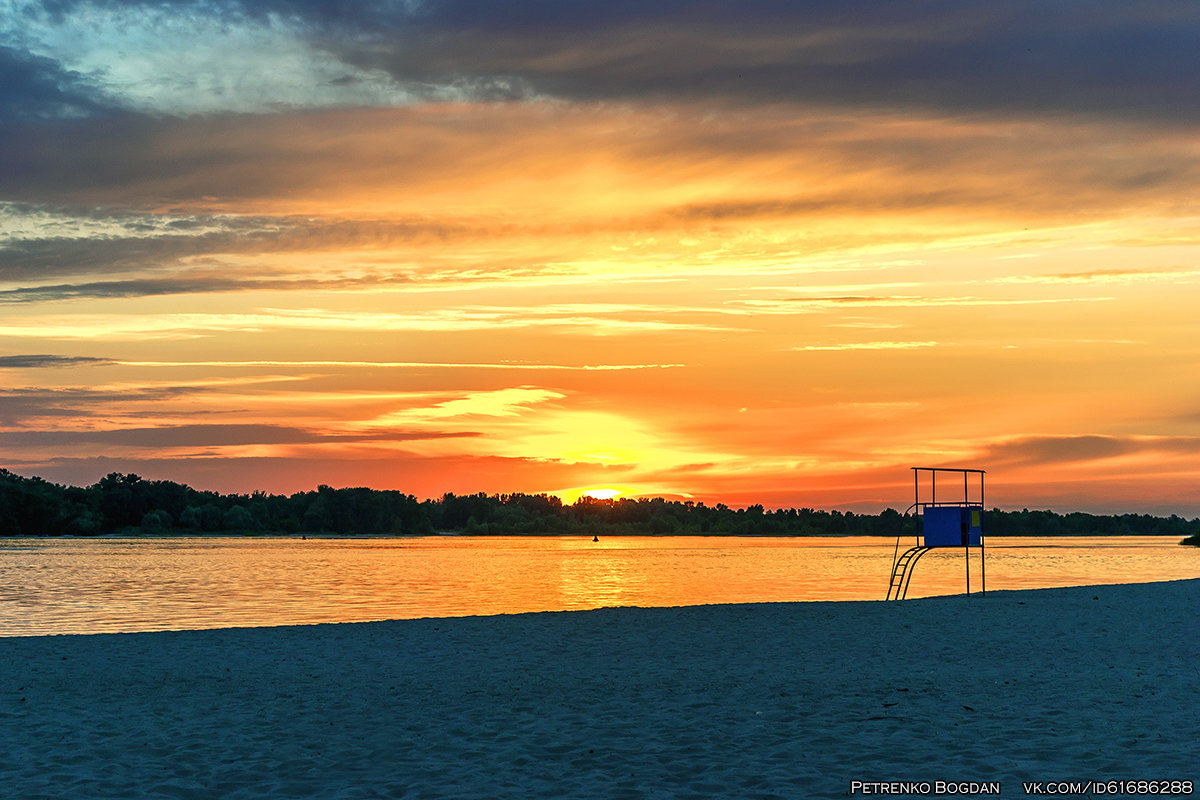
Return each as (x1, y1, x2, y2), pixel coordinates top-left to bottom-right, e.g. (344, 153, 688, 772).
(2, 530, 1196, 539)
(4, 469, 1200, 541)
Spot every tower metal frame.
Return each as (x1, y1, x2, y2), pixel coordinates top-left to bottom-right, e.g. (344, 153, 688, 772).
(887, 467, 986, 600)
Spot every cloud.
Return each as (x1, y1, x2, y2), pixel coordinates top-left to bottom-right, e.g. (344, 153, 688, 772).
(0, 204, 492, 282)
(4, 99, 1194, 255)
(0, 386, 195, 426)
(5, 1, 424, 115)
(0, 275, 412, 303)
(793, 341, 939, 352)
(734, 296, 1110, 314)
(979, 434, 1200, 468)
(0, 375, 308, 424)
(0, 424, 478, 449)
(339, 0, 1200, 121)
(5, 1, 1200, 124)
(116, 359, 684, 372)
(0, 44, 114, 120)
(996, 265, 1200, 286)
(0, 354, 114, 368)
(0, 304, 739, 341)
(371, 387, 567, 424)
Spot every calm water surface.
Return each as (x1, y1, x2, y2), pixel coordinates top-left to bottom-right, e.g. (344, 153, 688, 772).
(1, 535, 1197, 636)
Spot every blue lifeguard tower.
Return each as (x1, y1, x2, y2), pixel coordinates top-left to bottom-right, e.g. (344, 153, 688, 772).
(887, 467, 986, 600)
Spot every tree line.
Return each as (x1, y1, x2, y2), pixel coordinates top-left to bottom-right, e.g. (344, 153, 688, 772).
(2, 469, 1199, 541)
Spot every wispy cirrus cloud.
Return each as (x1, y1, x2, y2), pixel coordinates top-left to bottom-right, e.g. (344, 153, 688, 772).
(0, 385, 230, 425)
(115, 359, 684, 372)
(0, 204, 492, 282)
(370, 386, 566, 425)
(0, 304, 742, 340)
(0, 424, 477, 449)
(0, 373, 309, 412)
(978, 434, 1200, 470)
(0, 275, 412, 303)
(731, 295, 1112, 313)
(0, 354, 114, 368)
(996, 265, 1200, 286)
(793, 340, 939, 352)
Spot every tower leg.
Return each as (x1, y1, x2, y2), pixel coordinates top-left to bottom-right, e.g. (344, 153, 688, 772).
(981, 537, 986, 596)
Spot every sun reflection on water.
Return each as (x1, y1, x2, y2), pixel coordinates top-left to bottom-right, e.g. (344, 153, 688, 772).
(0, 536, 1196, 636)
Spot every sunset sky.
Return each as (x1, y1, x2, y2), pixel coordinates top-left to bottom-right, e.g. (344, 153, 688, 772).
(3, 1, 1200, 513)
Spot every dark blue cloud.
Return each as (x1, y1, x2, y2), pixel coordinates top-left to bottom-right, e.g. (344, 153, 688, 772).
(0, 355, 114, 369)
(0, 45, 113, 121)
(395, 1, 1200, 120)
(8, 1, 1200, 120)
(304, 0, 1200, 121)
(0, 273, 415, 302)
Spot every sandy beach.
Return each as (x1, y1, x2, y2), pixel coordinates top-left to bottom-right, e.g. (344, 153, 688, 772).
(2, 579, 1197, 799)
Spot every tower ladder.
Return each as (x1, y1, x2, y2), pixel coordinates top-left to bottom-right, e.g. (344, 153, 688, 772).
(887, 545, 931, 601)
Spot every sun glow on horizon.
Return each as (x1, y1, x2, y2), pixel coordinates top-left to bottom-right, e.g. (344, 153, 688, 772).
(557, 487, 629, 504)
(581, 488, 624, 501)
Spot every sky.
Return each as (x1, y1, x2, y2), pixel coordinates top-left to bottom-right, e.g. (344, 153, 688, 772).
(2, 1, 1200, 514)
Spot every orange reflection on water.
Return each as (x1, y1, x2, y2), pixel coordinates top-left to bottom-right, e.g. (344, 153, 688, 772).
(0, 536, 1197, 636)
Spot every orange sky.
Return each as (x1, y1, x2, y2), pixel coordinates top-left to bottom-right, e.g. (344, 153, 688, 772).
(3, 2, 1200, 513)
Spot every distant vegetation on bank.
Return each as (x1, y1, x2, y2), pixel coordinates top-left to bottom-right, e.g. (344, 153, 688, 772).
(2, 469, 1199, 542)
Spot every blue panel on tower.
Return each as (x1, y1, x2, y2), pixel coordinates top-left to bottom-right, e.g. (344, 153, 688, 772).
(923, 506, 983, 547)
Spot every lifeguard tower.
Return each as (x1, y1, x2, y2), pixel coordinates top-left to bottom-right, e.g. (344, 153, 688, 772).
(887, 467, 986, 600)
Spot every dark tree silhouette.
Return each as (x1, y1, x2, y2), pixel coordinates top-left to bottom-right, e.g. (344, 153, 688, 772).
(0, 468, 1197, 542)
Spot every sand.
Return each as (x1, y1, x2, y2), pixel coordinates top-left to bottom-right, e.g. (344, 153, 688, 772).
(2, 579, 1197, 799)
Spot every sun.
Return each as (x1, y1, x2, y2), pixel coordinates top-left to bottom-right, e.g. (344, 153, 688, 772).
(582, 488, 624, 500)
(559, 487, 628, 504)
